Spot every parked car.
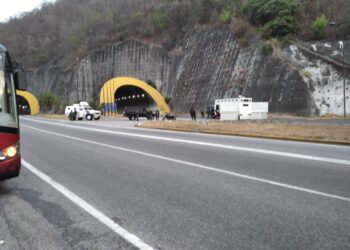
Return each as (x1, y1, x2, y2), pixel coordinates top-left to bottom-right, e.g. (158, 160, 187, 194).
(123, 106, 154, 120)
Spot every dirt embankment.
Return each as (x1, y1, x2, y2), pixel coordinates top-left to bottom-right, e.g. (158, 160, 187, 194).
(138, 120, 350, 145)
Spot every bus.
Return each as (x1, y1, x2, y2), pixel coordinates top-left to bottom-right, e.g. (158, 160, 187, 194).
(0, 43, 26, 181)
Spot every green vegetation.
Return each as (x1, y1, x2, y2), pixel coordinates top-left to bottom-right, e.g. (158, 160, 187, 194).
(151, 8, 169, 29)
(303, 71, 313, 78)
(89, 101, 103, 110)
(311, 15, 328, 39)
(261, 38, 280, 55)
(68, 35, 82, 49)
(219, 9, 232, 24)
(165, 97, 172, 104)
(146, 79, 157, 89)
(38, 91, 60, 113)
(0, 0, 349, 67)
(242, 0, 301, 37)
(261, 41, 273, 55)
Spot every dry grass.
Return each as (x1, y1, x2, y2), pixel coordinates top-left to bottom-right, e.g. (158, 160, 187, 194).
(35, 114, 67, 119)
(269, 113, 349, 120)
(319, 114, 349, 120)
(138, 121, 350, 145)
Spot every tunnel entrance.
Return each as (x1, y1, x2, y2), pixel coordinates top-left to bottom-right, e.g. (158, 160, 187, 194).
(100, 77, 170, 116)
(115, 85, 156, 113)
(16, 90, 40, 115)
(17, 95, 31, 115)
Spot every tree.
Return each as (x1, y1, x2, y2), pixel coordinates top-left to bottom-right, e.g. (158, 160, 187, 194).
(243, 0, 302, 37)
(311, 15, 328, 39)
(38, 91, 60, 113)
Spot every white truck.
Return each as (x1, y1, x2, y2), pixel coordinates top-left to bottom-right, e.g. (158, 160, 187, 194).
(65, 102, 101, 121)
(211, 96, 268, 121)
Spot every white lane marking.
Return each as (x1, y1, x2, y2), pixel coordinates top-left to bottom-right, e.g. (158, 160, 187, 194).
(24, 117, 350, 152)
(21, 160, 154, 250)
(22, 125, 350, 203)
(21, 117, 350, 166)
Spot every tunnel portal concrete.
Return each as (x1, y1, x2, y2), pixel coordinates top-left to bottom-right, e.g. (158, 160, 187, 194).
(16, 90, 40, 115)
(99, 77, 170, 115)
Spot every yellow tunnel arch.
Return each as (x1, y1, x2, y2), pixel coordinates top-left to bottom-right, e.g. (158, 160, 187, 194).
(16, 90, 40, 115)
(100, 77, 170, 113)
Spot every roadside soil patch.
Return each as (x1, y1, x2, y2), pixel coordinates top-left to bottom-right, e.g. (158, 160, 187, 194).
(35, 114, 67, 119)
(138, 120, 350, 145)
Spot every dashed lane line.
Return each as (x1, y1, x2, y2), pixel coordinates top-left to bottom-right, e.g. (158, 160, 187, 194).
(22, 124, 350, 203)
(20, 117, 350, 166)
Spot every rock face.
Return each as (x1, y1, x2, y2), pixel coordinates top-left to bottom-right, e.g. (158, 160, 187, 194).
(287, 41, 350, 116)
(27, 40, 171, 108)
(168, 30, 315, 115)
(26, 28, 349, 116)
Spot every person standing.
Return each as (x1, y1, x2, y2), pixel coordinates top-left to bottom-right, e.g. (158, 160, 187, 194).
(136, 110, 139, 121)
(73, 108, 77, 120)
(155, 109, 160, 120)
(190, 107, 196, 121)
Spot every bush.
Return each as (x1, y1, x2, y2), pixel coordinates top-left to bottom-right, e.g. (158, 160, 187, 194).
(261, 41, 273, 55)
(261, 38, 280, 55)
(262, 15, 298, 38)
(165, 97, 171, 104)
(303, 71, 312, 78)
(279, 34, 295, 46)
(145, 79, 157, 89)
(219, 9, 232, 24)
(68, 35, 82, 49)
(311, 15, 328, 39)
(243, 0, 301, 37)
(38, 91, 60, 113)
(231, 17, 255, 47)
(151, 8, 169, 29)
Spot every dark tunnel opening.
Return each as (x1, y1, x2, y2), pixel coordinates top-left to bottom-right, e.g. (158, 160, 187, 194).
(115, 85, 157, 113)
(17, 95, 31, 115)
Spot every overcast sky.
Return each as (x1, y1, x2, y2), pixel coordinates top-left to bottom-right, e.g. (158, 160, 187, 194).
(0, 0, 56, 22)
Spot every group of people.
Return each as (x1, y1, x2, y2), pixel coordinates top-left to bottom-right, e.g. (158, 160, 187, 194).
(190, 107, 205, 121)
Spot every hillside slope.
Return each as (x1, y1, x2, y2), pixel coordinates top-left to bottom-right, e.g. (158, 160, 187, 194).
(26, 28, 349, 115)
(0, 0, 349, 68)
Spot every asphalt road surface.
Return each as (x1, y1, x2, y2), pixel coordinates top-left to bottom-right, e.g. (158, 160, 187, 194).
(1, 116, 350, 250)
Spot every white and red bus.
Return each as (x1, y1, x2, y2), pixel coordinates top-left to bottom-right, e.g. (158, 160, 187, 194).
(0, 43, 26, 181)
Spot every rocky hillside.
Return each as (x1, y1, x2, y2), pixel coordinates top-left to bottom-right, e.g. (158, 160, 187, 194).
(26, 28, 349, 116)
(0, 0, 349, 115)
(1, 0, 349, 68)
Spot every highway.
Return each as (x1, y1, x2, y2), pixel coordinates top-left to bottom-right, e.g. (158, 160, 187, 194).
(1, 116, 350, 249)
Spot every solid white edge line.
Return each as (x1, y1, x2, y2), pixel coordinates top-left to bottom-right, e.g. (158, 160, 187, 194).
(21, 117, 349, 149)
(20, 117, 350, 166)
(21, 160, 155, 250)
(22, 124, 350, 203)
